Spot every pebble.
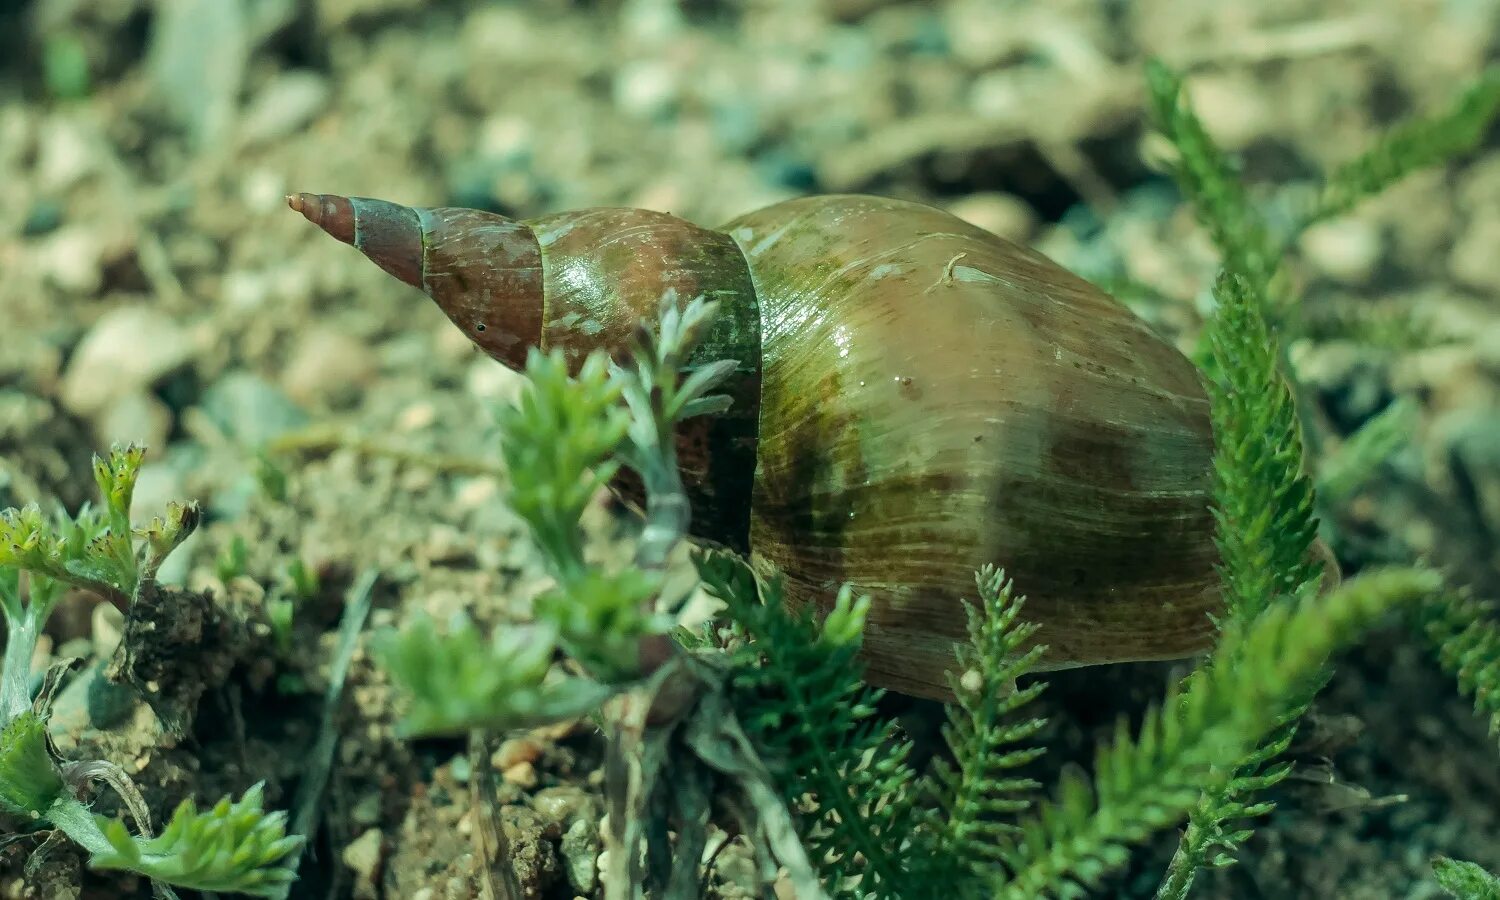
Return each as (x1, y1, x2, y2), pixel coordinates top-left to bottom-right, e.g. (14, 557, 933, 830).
(94, 391, 172, 449)
(531, 786, 595, 826)
(60, 306, 194, 418)
(560, 817, 600, 895)
(942, 0, 1021, 68)
(396, 401, 436, 432)
(613, 60, 680, 119)
(198, 371, 309, 446)
(466, 357, 526, 405)
(946, 192, 1036, 241)
(1175, 71, 1270, 152)
(35, 116, 97, 193)
(1449, 214, 1500, 294)
(341, 828, 385, 883)
(280, 327, 376, 407)
(92, 600, 126, 661)
(503, 761, 539, 789)
(1301, 218, 1382, 284)
(35, 225, 106, 295)
(421, 525, 471, 565)
(239, 71, 331, 145)
(492, 736, 544, 771)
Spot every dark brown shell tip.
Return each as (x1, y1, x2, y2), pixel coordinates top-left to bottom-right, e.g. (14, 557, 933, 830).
(287, 192, 356, 244)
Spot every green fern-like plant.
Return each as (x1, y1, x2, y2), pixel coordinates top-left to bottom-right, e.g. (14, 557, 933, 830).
(923, 566, 1047, 885)
(699, 552, 919, 900)
(991, 567, 1440, 899)
(1295, 67, 1500, 233)
(1202, 270, 1325, 623)
(1434, 855, 1500, 900)
(1417, 590, 1500, 746)
(1141, 56, 1500, 897)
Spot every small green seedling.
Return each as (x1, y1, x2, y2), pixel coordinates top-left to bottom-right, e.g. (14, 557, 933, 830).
(0, 444, 303, 896)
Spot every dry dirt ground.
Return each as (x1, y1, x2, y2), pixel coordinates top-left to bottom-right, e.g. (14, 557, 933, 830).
(1, 1, 1498, 898)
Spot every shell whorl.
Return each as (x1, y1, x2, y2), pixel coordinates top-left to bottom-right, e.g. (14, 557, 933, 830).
(723, 195, 1220, 698)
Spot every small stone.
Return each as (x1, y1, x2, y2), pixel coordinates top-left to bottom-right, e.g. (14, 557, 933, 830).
(35, 116, 97, 192)
(351, 793, 382, 826)
(199, 371, 309, 445)
(493, 736, 543, 771)
(1175, 72, 1269, 152)
(1450, 215, 1500, 294)
(613, 60, 679, 119)
(238, 71, 330, 145)
(560, 817, 600, 895)
(946, 192, 1035, 241)
(1300, 218, 1382, 284)
(396, 401, 436, 432)
(422, 525, 471, 565)
(280, 327, 376, 407)
(943, 0, 1021, 68)
(504, 761, 538, 789)
(454, 477, 499, 512)
(91, 603, 125, 661)
(94, 391, 172, 450)
(467, 358, 526, 404)
(61, 307, 194, 417)
(531, 786, 594, 826)
(35, 226, 106, 295)
(341, 828, 385, 883)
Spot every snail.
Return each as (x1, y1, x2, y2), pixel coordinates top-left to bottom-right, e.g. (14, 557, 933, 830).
(287, 191, 1253, 701)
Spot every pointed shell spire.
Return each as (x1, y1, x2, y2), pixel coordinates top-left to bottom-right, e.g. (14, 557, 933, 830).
(288, 193, 545, 370)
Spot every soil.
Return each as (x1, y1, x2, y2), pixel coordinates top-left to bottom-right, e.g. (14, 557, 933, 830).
(1, 1, 1498, 898)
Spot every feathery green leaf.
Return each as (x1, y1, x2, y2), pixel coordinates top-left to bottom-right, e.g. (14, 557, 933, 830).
(1434, 855, 1500, 900)
(926, 566, 1047, 884)
(1204, 271, 1324, 625)
(1295, 68, 1500, 233)
(994, 567, 1440, 899)
(699, 550, 918, 900)
(1416, 589, 1500, 746)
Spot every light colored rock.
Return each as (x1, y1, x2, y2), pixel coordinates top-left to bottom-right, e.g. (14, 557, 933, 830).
(281, 327, 377, 406)
(1301, 218, 1382, 284)
(92, 603, 125, 660)
(946, 192, 1036, 241)
(94, 391, 172, 450)
(466, 357, 526, 405)
(239, 71, 331, 145)
(341, 828, 385, 883)
(60, 306, 194, 417)
(36, 226, 106, 295)
(35, 116, 98, 192)
(1450, 214, 1500, 294)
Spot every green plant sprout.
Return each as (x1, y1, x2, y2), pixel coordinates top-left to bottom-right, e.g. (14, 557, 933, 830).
(1434, 855, 1500, 900)
(0, 444, 302, 897)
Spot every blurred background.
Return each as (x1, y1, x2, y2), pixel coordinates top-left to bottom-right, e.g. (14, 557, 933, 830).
(2, 1, 1499, 897)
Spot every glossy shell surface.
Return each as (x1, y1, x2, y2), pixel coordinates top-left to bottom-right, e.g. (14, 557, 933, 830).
(724, 195, 1219, 699)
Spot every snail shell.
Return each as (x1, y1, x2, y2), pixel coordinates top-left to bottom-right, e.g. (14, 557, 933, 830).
(290, 191, 1222, 700)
